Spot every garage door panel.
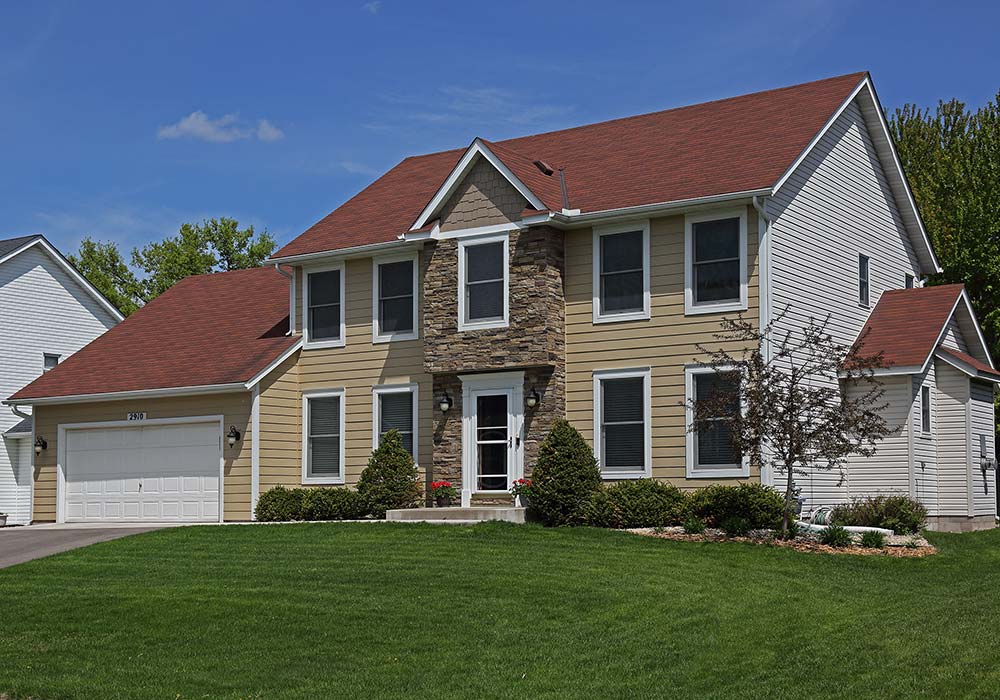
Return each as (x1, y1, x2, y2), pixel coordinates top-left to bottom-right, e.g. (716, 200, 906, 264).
(65, 422, 220, 523)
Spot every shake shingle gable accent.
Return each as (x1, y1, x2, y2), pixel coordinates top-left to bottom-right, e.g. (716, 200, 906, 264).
(7, 266, 299, 402)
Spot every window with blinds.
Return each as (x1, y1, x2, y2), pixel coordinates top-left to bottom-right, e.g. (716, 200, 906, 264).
(307, 395, 342, 479)
(308, 269, 342, 341)
(599, 375, 647, 474)
(693, 372, 740, 468)
(378, 390, 415, 457)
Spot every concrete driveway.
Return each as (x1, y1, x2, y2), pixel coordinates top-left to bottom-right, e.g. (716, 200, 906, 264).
(0, 524, 168, 569)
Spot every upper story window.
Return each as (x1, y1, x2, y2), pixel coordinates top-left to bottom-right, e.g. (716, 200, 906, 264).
(373, 384, 418, 459)
(458, 234, 508, 331)
(305, 265, 345, 348)
(592, 221, 650, 323)
(593, 368, 651, 479)
(686, 366, 746, 478)
(685, 209, 748, 315)
(859, 254, 870, 307)
(373, 255, 418, 343)
(920, 385, 931, 434)
(905, 273, 915, 289)
(43, 353, 60, 372)
(302, 390, 345, 484)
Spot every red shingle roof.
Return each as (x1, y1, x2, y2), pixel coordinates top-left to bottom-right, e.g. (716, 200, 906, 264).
(9, 267, 298, 401)
(936, 346, 1000, 380)
(274, 72, 867, 259)
(850, 284, 966, 370)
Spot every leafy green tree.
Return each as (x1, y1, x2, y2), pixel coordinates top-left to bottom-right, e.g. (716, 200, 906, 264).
(70, 217, 276, 315)
(889, 91, 1000, 356)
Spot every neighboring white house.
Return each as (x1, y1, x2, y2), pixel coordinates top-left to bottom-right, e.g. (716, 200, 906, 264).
(0, 235, 122, 525)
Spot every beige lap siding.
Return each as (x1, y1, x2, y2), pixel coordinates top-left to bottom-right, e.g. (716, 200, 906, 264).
(286, 257, 432, 488)
(258, 352, 302, 492)
(32, 392, 252, 522)
(564, 207, 760, 487)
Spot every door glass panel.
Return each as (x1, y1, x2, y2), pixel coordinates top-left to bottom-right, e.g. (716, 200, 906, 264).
(476, 393, 508, 491)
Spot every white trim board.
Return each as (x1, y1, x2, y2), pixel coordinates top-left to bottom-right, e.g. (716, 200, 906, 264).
(6, 383, 247, 406)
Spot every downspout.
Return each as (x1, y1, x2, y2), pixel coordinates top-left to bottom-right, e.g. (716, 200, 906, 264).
(273, 263, 295, 336)
(9, 404, 30, 421)
(752, 195, 775, 487)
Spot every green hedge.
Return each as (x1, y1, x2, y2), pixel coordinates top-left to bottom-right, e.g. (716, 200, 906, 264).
(688, 483, 784, 530)
(587, 480, 687, 528)
(831, 495, 927, 534)
(255, 485, 369, 522)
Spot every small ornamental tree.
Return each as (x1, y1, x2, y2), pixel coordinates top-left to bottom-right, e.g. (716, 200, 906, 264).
(688, 311, 892, 535)
(530, 419, 602, 526)
(357, 429, 421, 518)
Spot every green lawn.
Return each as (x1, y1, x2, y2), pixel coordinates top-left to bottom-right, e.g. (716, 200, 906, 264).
(2, 524, 1000, 699)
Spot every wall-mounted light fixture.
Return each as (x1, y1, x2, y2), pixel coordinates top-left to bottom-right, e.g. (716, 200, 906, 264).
(439, 390, 453, 413)
(525, 387, 540, 409)
(34, 435, 47, 456)
(227, 426, 241, 448)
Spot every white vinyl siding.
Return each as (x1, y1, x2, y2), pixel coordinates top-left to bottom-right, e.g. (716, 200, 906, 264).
(767, 99, 921, 507)
(940, 318, 970, 353)
(842, 376, 911, 500)
(970, 380, 996, 518)
(912, 364, 938, 512)
(936, 363, 970, 516)
(0, 437, 33, 525)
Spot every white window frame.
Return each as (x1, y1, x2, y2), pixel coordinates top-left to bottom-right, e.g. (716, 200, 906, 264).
(592, 220, 651, 324)
(457, 232, 509, 332)
(372, 253, 419, 343)
(919, 384, 932, 436)
(301, 388, 346, 485)
(592, 367, 652, 480)
(43, 353, 60, 372)
(372, 383, 419, 462)
(684, 208, 748, 316)
(302, 262, 346, 350)
(858, 253, 871, 308)
(685, 364, 749, 478)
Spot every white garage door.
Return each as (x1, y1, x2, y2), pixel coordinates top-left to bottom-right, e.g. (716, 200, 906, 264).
(64, 421, 220, 522)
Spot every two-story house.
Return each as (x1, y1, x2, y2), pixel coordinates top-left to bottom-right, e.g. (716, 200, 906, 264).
(8, 72, 997, 531)
(0, 235, 122, 525)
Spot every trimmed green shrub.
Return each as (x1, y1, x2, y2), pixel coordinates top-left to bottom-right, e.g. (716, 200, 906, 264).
(859, 530, 887, 549)
(530, 420, 602, 526)
(255, 485, 305, 521)
(357, 430, 421, 518)
(585, 479, 688, 529)
(683, 516, 706, 535)
(301, 488, 368, 521)
(819, 524, 853, 547)
(831, 495, 927, 534)
(720, 516, 752, 537)
(688, 483, 784, 530)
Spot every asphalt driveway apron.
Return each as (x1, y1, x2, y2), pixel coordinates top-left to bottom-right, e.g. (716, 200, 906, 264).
(0, 526, 165, 569)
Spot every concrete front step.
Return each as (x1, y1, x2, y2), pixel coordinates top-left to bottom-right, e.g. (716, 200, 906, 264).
(385, 506, 526, 523)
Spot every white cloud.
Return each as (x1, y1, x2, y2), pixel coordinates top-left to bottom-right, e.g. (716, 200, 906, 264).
(337, 160, 380, 176)
(362, 1, 382, 14)
(157, 112, 285, 143)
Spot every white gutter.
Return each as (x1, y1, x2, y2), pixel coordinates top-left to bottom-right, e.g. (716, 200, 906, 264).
(4, 382, 247, 406)
(268, 239, 416, 265)
(547, 188, 772, 227)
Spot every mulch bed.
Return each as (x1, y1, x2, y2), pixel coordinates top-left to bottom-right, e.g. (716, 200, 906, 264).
(627, 527, 937, 557)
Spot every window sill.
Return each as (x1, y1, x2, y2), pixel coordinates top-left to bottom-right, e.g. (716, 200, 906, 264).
(685, 300, 747, 316)
(458, 319, 508, 332)
(301, 476, 346, 486)
(686, 466, 749, 479)
(593, 309, 650, 324)
(601, 470, 650, 480)
(373, 331, 419, 344)
(303, 337, 346, 350)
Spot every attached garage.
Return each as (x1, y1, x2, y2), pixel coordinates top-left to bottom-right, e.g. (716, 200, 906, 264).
(61, 418, 222, 523)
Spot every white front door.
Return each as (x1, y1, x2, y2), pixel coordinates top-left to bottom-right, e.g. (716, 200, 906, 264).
(461, 372, 524, 507)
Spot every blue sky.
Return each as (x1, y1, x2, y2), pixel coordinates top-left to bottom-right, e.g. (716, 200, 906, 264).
(2, 0, 998, 256)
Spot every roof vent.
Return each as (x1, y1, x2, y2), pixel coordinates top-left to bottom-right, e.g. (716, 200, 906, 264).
(533, 160, 554, 176)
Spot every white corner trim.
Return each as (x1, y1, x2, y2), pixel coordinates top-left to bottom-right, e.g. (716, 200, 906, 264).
(684, 364, 749, 479)
(411, 138, 546, 230)
(301, 388, 347, 485)
(684, 207, 749, 316)
(591, 219, 651, 324)
(372, 252, 420, 344)
(457, 232, 510, 332)
(371, 383, 419, 462)
(250, 384, 260, 520)
(592, 367, 652, 480)
(302, 261, 346, 350)
(0, 236, 125, 322)
(244, 339, 303, 389)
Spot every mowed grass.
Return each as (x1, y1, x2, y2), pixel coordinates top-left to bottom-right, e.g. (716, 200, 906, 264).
(2, 524, 1000, 699)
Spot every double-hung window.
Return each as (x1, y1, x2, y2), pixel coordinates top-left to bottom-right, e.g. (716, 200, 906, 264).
(302, 390, 345, 483)
(593, 368, 651, 478)
(305, 265, 345, 347)
(593, 221, 650, 322)
(373, 256, 417, 342)
(685, 209, 747, 314)
(920, 385, 931, 434)
(458, 235, 508, 331)
(686, 366, 745, 477)
(373, 385, 418, 459)
(859, 254, 870, 307)
(43, 353, 60, 372)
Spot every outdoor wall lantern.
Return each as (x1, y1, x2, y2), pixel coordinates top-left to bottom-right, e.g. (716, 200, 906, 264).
(227, 426, 241, 448)
(439, 391, 453, 413)
(34, 436, 47, 456)
(525, 387, 541, 409)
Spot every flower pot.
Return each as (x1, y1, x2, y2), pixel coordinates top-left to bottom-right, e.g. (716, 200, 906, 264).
(515, 495, 529, 508)
(435, 495, 452, 508)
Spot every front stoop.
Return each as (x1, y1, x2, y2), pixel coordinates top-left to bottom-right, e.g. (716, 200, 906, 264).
(385, 507, 526, 524)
